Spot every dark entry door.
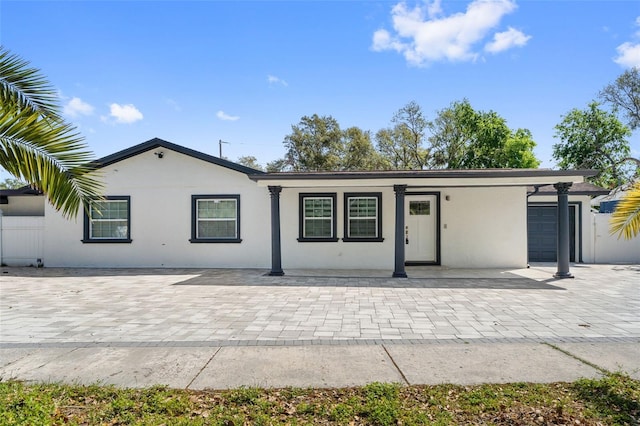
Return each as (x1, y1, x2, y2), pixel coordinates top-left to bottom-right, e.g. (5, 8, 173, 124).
(527, 205, 576, 262)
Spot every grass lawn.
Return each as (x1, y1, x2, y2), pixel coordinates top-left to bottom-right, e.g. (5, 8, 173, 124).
(1, 373, 638, 425)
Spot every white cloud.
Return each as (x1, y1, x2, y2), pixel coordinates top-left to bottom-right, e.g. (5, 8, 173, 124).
(372, 0, 529, 66)
(613, 16, 640, 68)
(614, 42, 640, 68)
(63, 97, 94, 117)
(485, 27, 531, 53)
(267, 75, 288, 86)
(216, 110, 239, 121)
(109, 103, 143, 124)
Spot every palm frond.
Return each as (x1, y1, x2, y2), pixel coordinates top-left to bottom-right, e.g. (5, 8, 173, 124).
(0, 106, 103, 218)
(0, 46, 61, 120)
(610, 182, 640, 239)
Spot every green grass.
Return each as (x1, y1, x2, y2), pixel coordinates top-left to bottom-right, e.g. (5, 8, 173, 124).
(0, 374, 638, 425)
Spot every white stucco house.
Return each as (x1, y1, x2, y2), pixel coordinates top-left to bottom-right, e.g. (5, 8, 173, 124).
(0, 138, 598, 277)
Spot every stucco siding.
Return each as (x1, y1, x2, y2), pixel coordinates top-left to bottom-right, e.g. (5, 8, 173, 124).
(44, 148, 271, 268)
(279, 186, 396, 270)
(440, 187, 528, 268)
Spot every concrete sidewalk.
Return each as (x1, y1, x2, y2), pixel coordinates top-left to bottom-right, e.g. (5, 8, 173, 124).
(1, 341, 639, 389)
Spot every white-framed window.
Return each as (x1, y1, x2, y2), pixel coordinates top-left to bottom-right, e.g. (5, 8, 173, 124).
(83, 196, 131, 243)
(298, 193, 337, 242)
(191, 195, 241, 243)
(343, 193, 383, 242)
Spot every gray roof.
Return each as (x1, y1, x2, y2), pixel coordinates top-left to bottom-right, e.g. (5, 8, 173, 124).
(250, 168, 599, 181)
(527, 182, 610, 196)
(92, 138, 265, 175)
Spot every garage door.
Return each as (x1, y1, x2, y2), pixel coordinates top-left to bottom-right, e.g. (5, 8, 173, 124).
(527, 205, 575, 262)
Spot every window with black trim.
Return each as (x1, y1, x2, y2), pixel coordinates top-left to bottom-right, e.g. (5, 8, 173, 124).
(343, 193, 383, 242)
(190, 195, 241, 243)
(83, 196, 131, 243)
(298, 193, 338, 242)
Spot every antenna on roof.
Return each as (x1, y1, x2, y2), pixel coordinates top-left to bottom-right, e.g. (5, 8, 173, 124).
(219, 139, 230, 158)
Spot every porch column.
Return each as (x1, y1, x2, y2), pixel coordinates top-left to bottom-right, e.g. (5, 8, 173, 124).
(393, 184, 408, 278)
(553, 182, 573, 279)
(268, 185, 284, 276)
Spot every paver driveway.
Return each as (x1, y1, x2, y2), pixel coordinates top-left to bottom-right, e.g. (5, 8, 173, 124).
(1, 264, 638, 347)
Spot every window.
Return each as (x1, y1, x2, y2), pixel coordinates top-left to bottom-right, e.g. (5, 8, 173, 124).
(190, 195, 241, 243)
(83, 196, 131, 243)
(343, 193, 383, 242)
(410, 200, 430, 215)
(298, 193, 338, 242)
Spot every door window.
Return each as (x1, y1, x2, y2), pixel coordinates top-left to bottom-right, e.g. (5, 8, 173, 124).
(409, 200, 430, 215)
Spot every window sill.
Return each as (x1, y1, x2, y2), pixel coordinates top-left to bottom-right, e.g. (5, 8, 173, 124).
(297, 237, 339, 243)
(342, 237, 385, 243)
(189, 238, 242, 243)
(82, 239, 132, 244)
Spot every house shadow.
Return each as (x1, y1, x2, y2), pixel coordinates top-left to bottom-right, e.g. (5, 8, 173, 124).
(173, 269, 566, 290)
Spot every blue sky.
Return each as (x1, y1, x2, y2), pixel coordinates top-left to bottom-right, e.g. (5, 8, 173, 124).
(1, 0, 639, 173)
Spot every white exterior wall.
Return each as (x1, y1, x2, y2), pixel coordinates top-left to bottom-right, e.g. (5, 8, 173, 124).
(529, 195, 594, 263)
(0, 196, 44, 216)
(278, 185, 529, 270)
(44, 148, 271, 268)
(439, 186, 528, 268)
(279, 186, 396, 270)
(592, 213, 640, 263)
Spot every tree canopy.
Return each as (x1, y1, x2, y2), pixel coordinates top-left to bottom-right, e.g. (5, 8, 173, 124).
(0, 46, 102, 217)
(272, 100, 540, 172)
(553, 101, 632, 189)
(599, 67, 640, 131)
(428, 99, 540, 169)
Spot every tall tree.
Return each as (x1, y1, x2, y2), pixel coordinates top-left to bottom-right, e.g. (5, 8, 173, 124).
(283, 114, 344, 171)
(236, 155, 263, 171)
(0, 46, 102, 217)
(553, 101, 633, 188)
(376, 101, 429, 170)
(428, 99, 540, 169)
(342, 127, 389, 171)
(0, 177, 26, 189)
(599, 67, 640, 130)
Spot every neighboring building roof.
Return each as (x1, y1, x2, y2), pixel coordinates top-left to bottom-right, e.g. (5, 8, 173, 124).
(527, 182, 610, 196)
(91, 137, 265, 175)
(0, 186, 42, 204)
(250, 168, 598, 181)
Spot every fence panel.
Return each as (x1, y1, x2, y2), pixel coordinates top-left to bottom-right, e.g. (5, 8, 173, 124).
(593, 213, 640, 263)
(0, 216, 44, 266)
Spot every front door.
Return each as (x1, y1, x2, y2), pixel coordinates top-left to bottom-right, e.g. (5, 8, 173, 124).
(405, 195, 438, 263)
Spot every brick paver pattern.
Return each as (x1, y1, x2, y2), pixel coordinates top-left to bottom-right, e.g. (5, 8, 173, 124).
(1, 264, 638, 347)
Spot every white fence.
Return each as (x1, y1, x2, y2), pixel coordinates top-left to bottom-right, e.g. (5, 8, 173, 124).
(592, 213, 640, 263)
(0, 216, 44, 266)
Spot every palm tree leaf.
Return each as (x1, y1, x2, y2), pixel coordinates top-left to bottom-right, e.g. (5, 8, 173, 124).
(0, 108, 103, 217)
(610, 182, 640, 239)
(0, 46, 61, 120)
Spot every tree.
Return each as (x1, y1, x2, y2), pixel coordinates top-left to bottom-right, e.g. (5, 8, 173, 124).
(236, 155, 263, 171)
(599, 67, 640, 130)
(427, 99, 540, 169)
(0, 177, 26, 189)
(265, 158, 289, 173)
(553, 101, 633, 189)
(283, 114, 344, 171)
(0, 46, 101, 217)
(342, 127, 389, 170)
(610, 181, 640, 239)
(376, 101, 430, 170)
